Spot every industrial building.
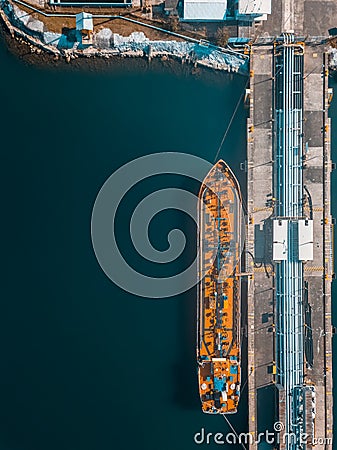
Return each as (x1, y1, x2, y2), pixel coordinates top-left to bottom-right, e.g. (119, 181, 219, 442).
(183, 0, 271, 22)
(76, 12, 93, 44)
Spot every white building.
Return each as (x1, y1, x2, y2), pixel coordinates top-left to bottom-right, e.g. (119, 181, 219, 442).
(76, 12, 94, 33)
(183, 0, 271, 22)
(183, 0, 227, 21)
(236, 0, 271, 21)
(76, 12, 93, 44)
(272, 219, 314, 262)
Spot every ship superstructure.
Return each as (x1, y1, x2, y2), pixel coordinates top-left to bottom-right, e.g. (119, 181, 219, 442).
(197, 160, 242, 414)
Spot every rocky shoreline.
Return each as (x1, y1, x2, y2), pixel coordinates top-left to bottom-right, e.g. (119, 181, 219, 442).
(0, 0, 249, 73)
(0, 24, 243, 84)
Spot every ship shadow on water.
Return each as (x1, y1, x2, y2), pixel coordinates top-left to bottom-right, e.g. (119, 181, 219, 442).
(170, 176, 200, 411)
(171, 217, 200, 411)
(172, 287, 200, 411)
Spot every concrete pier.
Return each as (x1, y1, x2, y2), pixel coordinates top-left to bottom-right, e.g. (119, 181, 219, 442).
(246, 42, 334, 449)
(246, 44, 275, 448)
(301, 49, 334, 449)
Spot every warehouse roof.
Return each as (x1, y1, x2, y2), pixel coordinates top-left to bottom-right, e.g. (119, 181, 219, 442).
(238, 0, 271, 15)
(184, 0, 227, 21)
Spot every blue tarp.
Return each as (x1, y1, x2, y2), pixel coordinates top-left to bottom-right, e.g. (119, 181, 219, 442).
(230, 365, 238, 374)
(214, 377, 225, 391)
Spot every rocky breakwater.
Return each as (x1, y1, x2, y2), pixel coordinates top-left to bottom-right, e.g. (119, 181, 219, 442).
(0, 0, 249, 73)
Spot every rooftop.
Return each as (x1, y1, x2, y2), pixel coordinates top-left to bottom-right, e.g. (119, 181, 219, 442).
(183, 0, 227, 21)
(237, 0, 271, 15)
(76, 11, 93, 30)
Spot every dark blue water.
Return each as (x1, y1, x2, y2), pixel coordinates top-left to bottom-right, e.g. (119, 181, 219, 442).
(0, 35, 250, 450)
(0, 33, 336, 450)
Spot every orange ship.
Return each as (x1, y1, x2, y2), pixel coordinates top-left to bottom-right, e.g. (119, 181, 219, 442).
(197, 160, 242, 415)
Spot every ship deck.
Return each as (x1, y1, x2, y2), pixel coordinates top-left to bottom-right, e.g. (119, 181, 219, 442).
(197, 160, 242, 414)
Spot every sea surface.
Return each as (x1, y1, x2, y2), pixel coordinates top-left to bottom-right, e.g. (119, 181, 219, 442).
(0, 35, 336, 450)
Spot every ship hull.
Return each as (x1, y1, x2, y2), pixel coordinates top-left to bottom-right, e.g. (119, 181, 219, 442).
(197, 160, 242, 415)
